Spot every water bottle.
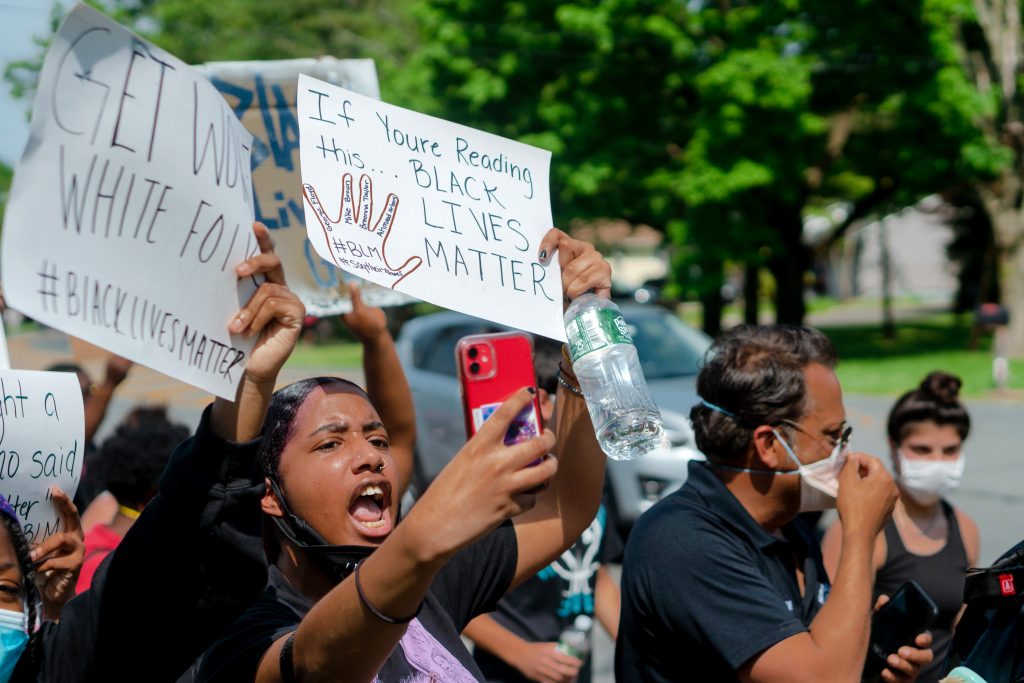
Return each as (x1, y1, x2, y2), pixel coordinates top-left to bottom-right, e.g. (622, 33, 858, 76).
(556, 614, 593, 660)
(564, 294, 663, 460)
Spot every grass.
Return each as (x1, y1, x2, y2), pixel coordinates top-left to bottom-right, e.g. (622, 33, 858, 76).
(285, 340, 363, 370)
(679, 294, 923, 327)
(819, 313, 1024, 397)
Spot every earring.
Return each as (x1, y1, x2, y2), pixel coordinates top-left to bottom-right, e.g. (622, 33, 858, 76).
(376, 462, 386, 473)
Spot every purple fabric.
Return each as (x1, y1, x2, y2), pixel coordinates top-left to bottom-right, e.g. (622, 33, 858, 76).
(0, 494, 19, 528)
(372, 618, 477, 683)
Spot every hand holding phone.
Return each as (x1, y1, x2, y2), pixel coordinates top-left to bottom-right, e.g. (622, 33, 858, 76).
(862, 580, 939, 682)
(456, 332, 543, 446)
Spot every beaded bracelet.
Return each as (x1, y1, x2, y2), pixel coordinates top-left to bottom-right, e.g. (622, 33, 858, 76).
(354, 562, 422, 624)
(556, 368, 584, 397)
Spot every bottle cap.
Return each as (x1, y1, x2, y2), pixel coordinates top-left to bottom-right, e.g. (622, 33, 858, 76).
(573, 614, 593, 632)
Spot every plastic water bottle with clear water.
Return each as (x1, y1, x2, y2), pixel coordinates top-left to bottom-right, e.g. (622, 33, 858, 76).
(564, 294, 663, 460)
(556, 614, 594, 660)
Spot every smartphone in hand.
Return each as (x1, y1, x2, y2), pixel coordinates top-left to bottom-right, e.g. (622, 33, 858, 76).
(863, 580, 939, 682)
(456, 332, 543, 445)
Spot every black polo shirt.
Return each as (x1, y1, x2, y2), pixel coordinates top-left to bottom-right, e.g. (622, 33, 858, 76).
(615, 460, 831, 682)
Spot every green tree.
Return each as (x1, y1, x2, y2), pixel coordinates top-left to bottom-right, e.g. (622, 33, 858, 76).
(5, 1, 428, 109)
(957, 0, 1024, 355)
(413, 0, 1004, 331)
(8, 0, 1012, 337)
(0, 161, 13, 230)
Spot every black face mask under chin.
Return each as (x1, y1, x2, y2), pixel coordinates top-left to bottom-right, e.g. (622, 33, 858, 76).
(268, 478, 377, 583)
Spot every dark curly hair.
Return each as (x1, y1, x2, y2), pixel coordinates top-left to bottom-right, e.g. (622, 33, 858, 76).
(257, 377, 370, 481)
(533, 338, 563, 395)
(690, 325, 838, 462)
(93, 406, 190, 510)
(887, 371, 971, 444)
(0, 512, 40, 669)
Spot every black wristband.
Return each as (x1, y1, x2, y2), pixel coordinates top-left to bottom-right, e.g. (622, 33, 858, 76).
(279, 631, 297, 683)
(354, 562, 422, 624)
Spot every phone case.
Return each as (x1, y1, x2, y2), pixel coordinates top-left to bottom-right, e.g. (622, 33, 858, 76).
(456, 332, 543, 445)
(863, 579, 940, 681)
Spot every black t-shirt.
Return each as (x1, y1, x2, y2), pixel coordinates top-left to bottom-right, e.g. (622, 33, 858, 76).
(473, 504, 621, 683)
(12, 406, 268, 683)
(196, 521, 519, 682)
(615, 460, 830, 683)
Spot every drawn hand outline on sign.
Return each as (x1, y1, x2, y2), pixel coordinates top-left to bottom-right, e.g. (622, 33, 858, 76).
(303, 173, 422, 289)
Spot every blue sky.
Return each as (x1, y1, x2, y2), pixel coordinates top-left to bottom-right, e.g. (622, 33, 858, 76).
(0, 0, 70, 166)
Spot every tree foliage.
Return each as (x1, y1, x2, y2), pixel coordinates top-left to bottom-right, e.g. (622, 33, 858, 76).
(412, 0, 1006, 329)
(5, 0, 1019, 339)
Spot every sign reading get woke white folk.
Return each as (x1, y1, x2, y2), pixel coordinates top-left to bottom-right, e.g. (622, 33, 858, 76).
(297, 74, 564, 341)
(2, 4, 258, 400)
(0, 370, 84, 544)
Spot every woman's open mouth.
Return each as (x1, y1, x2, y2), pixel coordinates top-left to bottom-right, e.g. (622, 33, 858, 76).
(348, 480, 393, 539)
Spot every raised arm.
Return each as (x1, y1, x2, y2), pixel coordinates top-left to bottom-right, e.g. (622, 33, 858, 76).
(31, 487, 84, 621)
(83, 354, 132, 443)
(339, 281, 416, 496)
(741, 454, 932, 683)
(255, 389, 557, 683)
(212, 223, 305, 442)
(821, 515, 887, 583)
(510, 229, 610, 588)
(77, 223, 304, 678)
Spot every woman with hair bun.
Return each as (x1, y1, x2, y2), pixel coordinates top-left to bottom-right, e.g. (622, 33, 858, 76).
(822, 371, 980, 682)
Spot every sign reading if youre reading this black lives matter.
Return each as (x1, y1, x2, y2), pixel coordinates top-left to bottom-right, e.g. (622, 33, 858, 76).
(297, 74, 564, 341)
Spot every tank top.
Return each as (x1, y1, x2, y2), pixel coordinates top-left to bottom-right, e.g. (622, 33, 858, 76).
(873, 500, 968, 683)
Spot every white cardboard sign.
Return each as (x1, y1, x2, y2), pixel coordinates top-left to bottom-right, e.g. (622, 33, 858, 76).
(0, 370, 84, 544)
(196, 58, 415, 316)
(0, 324, 9, 371)
(297, 75, 564, 341)
(1, 4, 258, 400)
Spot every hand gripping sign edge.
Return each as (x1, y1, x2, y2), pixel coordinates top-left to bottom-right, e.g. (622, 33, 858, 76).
(303, 173, 423, 289)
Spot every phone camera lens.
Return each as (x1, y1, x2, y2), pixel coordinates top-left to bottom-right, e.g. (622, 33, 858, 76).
(469, 362, 481, 374)
(467, 347, 479, 359)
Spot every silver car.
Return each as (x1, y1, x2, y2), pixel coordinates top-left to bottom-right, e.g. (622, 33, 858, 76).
(395, 303, 710, 535)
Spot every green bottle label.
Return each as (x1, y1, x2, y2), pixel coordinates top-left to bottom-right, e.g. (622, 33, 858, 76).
(566, 308, 633, 362)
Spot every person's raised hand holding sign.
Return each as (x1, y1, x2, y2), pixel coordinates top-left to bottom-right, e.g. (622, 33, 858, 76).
(303, 173, 422, 289)
(213, 222, 306, 442)
(338, 280, 417, 498)
(340, 280, 389, 345)
(30, 487, 84, 620)
(537, 227, 613, 309)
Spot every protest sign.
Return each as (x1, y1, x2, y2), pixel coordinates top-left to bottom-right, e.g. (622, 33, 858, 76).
(1, 4, 257, 400)
(197, 58, 414, 316)
(297, 75, 564, 341)
(0, 370, 84, 544)
(0, 325, 8, 371)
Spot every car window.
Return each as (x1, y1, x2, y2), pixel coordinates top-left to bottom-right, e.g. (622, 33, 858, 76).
(416, 323, 501, 376)
(629, 312, 709, 379)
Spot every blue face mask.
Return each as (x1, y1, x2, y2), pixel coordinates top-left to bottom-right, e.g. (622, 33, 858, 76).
(0, 607, 28, 683)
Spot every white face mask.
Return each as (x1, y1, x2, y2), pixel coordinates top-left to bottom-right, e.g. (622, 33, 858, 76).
(773, 429, 848, 512)
(897, 452, 964, 505)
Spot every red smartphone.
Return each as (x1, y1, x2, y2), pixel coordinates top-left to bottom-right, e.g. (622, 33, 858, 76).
(456, 332, 543, 445)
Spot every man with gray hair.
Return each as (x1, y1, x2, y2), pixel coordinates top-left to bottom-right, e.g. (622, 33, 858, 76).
(616, 325, 933, 682)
